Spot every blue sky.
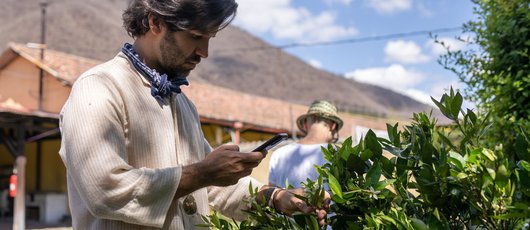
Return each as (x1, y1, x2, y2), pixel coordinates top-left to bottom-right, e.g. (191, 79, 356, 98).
(230, 0, 476, 106)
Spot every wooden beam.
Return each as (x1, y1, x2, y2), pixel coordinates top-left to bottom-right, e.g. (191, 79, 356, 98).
(0, 129, 17, 158)
(13, 156, 26, 230)
(200, 116, 293, 135)
(13, 125, 26, 230)
(25, 127, 59, 142)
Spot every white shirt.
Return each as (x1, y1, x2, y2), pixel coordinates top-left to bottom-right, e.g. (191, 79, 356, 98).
(268, 143, 328, 188)
(59, 53, 262, 229)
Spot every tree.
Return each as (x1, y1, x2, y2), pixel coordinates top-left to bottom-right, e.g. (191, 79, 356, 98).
(439, 0, 530, 152)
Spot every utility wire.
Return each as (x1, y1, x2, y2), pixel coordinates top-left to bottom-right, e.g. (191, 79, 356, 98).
(217, 26, 462, 53)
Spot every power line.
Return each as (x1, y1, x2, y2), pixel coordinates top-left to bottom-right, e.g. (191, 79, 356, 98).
(217, 26, 462, 53)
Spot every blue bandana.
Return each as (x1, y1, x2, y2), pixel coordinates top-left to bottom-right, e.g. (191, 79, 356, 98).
(121, 43, 189, 102)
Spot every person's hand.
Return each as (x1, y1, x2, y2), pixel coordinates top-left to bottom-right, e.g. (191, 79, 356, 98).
(273, 188, 331, 226)
(198, 144, 265, 186)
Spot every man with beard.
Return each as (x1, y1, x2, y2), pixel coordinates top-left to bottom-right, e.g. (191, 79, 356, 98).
(58, 0, 329, 229)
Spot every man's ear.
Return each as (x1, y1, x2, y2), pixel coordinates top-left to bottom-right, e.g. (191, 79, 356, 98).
(330, 122, 337, 132)
(302, 119, 310, 132)
(148, 13, 165, 35)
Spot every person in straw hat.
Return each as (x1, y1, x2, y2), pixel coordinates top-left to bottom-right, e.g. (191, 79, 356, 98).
(268, 100, 343, 188)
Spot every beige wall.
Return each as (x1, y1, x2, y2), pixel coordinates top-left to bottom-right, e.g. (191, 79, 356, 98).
(42, 74, 71, 113)
(0, 140, 66, 193)
(0, 57, 70, 113)
(0, 58, 40, 109)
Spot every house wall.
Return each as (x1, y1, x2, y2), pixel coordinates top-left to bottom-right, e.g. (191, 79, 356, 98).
(0, 140, 66, 193)
(0, 57, 70, 113)
(0, 58, 40, 109)
(42, 74, 71, 113)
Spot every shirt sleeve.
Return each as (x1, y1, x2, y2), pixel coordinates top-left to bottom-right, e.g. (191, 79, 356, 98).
(59, 74, 180, 228)
(207, 176, 263, 221)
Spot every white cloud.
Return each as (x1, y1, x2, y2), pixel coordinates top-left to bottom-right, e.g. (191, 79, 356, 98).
(427, 37, 467, 55)
(308, 59, 323, 69)
(385, 40, 430, 64)
(430, 80, 467, 101)
(344, 64, 425, 92)
(405, 78, 469, 107)
(416, 2, 434, 17)
(366, 0, 412, 13)
(428, 80, 476, 110)
(404, 88, 433, 105)
(344, 66, 474, 107)
(233, 0, 358, 42)
(324, 0, 353, 5)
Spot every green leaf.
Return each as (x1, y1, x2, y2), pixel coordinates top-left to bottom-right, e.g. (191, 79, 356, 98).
(431, 96, 453, 120)
(482, 172, 493, 189)
(365, 163, 382, 187)
(456, 172, 468, 179)
(437, 131, 458, 152)
(331, 194, 346, 204)
(466, 108, 477, 125)
(339, 137, 353, 161)
(468, 148, 482, 164)
(321, 145, 334, 162)
(410, 218, 428, 230)
(386, 123, 400, 147)
(365, 130, 382, 158)
(451, 91, 463, 119)
(374, 179, 396, 190)
(360, 149, 373, 162)
(495, 164, 510, 188)
(515, 134, 530, 162)
(315, 165, 328, 178)
(348, 154, 368, 175)
(481, 148, 496, 162)
(429, 209, 450, 230)
(395, 157, 409, 177)
(380, 157, 394, 178)
(495, 212, 528, 220)
(420, 142, 435, 164)
(449, 151, 466, 171)
(518, 160, 530, 171)
(327, 173, 343, 198)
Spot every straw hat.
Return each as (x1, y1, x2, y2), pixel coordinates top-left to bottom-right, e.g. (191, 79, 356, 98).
(296, 100, 343, 133)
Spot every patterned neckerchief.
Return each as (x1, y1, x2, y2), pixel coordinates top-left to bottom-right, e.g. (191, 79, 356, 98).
(121, 43, 189, 102)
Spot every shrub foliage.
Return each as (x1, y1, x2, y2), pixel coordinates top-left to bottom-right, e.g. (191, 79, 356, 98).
(202, 90, 530, 229)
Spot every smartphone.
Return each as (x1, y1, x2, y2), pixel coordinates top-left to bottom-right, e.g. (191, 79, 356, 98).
(253, 133, 288, 152)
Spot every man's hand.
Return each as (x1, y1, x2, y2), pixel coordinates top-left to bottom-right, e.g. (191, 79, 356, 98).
(273, 188, 331, 226)
(199, 145, 265, 186)
(176, 145, 265, 198)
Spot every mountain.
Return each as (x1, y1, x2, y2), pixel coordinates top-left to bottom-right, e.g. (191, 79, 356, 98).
(0, 0, 435, 119)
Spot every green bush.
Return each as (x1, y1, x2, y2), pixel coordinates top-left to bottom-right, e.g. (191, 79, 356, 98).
(202, 90, 530, 229)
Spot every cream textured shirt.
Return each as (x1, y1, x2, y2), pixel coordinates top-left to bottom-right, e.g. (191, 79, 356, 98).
(59, 52, 262, 229)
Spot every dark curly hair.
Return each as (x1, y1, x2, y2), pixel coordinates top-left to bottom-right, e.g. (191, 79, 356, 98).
(123, 0, 238, 38)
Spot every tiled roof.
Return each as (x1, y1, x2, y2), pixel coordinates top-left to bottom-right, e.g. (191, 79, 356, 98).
(183, 82, 307, 131)
(182, 82, 393, 136)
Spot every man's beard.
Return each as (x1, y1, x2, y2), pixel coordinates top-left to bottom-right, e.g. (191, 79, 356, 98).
(159, 32, 198, 79)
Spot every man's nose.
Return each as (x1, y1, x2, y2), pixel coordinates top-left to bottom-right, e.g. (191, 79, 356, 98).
(195, 40, 209, 58)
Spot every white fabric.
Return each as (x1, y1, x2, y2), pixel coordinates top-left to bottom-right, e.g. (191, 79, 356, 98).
(268, 143, 328, 188)
(59, 52, 262, 229)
